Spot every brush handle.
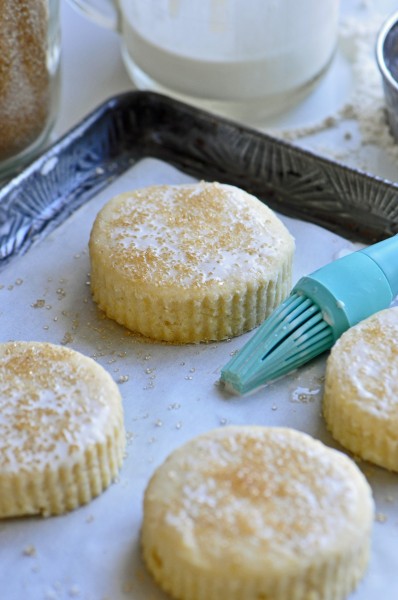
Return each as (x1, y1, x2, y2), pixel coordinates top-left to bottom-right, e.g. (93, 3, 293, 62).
(294, 236, 398, 339)
(361, 234, 398, 297)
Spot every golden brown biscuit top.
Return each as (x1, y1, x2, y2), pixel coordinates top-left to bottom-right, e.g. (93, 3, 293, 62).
(145, 426, 373, 570)
(0, 341, 122, 472)
(89, 182, 294, 289)
(326, 307, 398, 426)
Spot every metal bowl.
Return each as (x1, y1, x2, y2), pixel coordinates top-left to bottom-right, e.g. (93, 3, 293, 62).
(376, 11, 398, 141)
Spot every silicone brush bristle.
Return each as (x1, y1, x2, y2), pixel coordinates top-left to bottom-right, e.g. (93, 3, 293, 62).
(221, 293, 334, 395)
(221, 235, 398, 395)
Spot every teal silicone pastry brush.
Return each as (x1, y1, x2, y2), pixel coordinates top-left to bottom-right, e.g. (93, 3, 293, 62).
(221, 235, 398, 395)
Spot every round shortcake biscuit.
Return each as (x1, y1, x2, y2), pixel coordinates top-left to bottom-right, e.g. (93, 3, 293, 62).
(141, 426, 374, 600)
(89, 182, 294, 343)
(323, 306, 398, 471)
(0, 341, 125, 517)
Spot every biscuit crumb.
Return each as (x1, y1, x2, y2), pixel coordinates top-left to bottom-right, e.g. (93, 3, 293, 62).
(22, 545, 36, 557)
(375, 512, 388, 523)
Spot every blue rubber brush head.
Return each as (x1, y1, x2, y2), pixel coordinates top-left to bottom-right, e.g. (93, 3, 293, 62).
(221, 293, 333, 395)
(221, 235, 398, 395)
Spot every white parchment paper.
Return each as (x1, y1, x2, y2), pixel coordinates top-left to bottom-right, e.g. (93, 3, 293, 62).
(0, 158, 396, 600)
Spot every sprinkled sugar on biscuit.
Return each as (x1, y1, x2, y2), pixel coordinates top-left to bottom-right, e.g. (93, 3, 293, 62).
(0, 341, 125, 517)
(89, 182, 295, 343)
(323, 307, 398, 471)
(142, 426, 374, 600)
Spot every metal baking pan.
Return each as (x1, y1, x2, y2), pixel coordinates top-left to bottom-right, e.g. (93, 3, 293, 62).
(1, 90, 398, 271)
(0, 92, 397, 600)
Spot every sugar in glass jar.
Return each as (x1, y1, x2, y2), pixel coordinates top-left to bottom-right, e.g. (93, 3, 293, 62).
(0, 0, 61, 179)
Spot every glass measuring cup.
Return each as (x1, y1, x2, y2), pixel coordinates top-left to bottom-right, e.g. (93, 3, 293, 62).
(68, 0, 340, 122)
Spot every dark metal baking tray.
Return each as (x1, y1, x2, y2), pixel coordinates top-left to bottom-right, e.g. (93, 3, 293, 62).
(1, 90, 398, 270)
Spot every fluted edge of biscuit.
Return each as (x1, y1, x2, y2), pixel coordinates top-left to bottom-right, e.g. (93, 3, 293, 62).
(90, 253, 293, 343)
(141, 506, 371, 600)
(140, 425, 373, 600)
(323, 378, 398, 472)
(0, 424, 126, 518)
(322, 307, 398, 472)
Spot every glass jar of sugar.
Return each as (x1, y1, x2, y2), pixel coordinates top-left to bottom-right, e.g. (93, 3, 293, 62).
(68, 0, 340, 124)
(0, 0, 61, 179)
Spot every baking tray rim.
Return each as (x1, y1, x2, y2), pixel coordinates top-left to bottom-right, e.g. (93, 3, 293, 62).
(1, 89, 398, 271)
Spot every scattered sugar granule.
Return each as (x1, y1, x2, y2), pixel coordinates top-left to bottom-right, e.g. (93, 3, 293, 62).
(22, 545, 36, 557)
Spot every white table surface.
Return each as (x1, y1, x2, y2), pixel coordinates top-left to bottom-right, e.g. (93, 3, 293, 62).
(1, 1, 398, 599)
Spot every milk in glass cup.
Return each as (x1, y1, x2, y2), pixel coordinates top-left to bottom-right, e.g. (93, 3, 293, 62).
(68, 0, 340, 122)
(0, 0, 61, 178)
